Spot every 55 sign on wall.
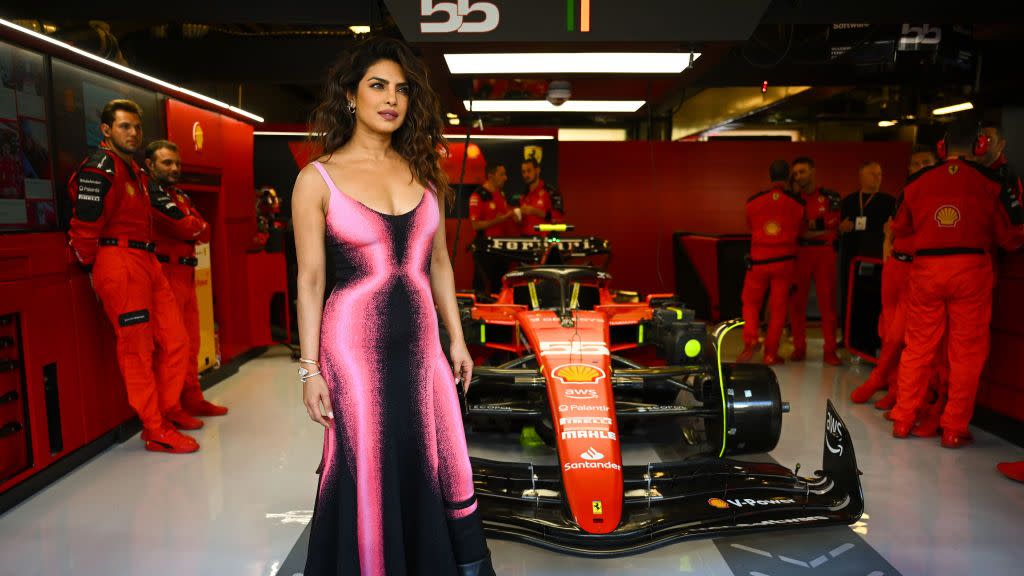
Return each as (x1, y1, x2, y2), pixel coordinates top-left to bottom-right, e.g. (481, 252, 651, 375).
(420, 0, 593, 34)
(389, 0, 772, 43)
(420, 0, 500, 34)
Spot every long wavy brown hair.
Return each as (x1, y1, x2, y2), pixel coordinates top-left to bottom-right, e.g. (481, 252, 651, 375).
(309, 36, 451, 205)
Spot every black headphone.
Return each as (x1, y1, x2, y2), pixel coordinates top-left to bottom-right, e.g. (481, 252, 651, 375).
(936, 124, 990, 160)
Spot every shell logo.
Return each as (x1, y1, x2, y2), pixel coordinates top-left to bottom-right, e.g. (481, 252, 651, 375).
(552, 363, 606, 385)
(192, 121, 204, 152)
(707, 498, 729, 509)
(935, 204, 961, 227)
(763, 220, 781, 236)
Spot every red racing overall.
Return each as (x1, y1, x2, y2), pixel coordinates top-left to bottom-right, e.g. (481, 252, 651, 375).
(789, 186, 841, 360)
(741, 181, 805, 361)
(150, 182, 219, 414)
(889, 159, 1024, 441)
(519, 179, 564, 235)
(68, 145, 191, 437)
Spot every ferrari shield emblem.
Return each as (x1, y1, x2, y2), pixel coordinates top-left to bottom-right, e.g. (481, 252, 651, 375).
(948, 164, 959, 175)
(935, 204, 961, 227)
(125, 183, 136, 197)
(772, 192, 780, 200)
(592, 500, 603, 515)
(523, 145, 543, 164)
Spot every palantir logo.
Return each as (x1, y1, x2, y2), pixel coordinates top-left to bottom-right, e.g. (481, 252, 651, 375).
(580, 447, 603, 461)
(420, 0, 500, 34)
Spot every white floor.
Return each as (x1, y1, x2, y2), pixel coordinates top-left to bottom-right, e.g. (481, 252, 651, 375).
(1, 337, 1023, 576)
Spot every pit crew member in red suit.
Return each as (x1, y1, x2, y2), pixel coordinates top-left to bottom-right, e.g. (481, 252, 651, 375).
(518, 158, 564, 235)
(469, 163, 518, 297)
(889, 117, 1024, 448)
(145, 139, 228, 417)
(851, 146, 938, 408)
(738, 160, 805, 366)
(979, 122, 1024, 228)
(67, 100, 200, 454)
(788, 156, 843, 365)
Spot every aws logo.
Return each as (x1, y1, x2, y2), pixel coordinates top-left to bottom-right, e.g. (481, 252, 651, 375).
(564, 388, 598, 400)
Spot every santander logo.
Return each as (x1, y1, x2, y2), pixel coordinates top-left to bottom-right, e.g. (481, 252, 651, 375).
(581, 447, 604, 461)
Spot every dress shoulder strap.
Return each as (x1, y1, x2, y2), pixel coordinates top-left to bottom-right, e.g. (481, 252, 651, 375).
(309, 161, 340, 195)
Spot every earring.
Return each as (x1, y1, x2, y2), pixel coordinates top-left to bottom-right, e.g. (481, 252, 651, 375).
(347, 101, 356, 114)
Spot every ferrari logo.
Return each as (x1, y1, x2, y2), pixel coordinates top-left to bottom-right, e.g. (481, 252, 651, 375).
(125, 183, 136, 197)
(948, 164, 959, 175)
(592, 500, 603, 515)
(489, 202, 495, 209)
(935, 204, 961, 227)
(552, 363, 606, 385)
(772, 192, 780, 200)
(524, 145, 543, 164)
(763, 221, 781, 236)
(193, 121, 204, 152)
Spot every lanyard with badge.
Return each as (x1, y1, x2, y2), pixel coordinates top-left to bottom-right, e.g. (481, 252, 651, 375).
(855, 191, 874, 231)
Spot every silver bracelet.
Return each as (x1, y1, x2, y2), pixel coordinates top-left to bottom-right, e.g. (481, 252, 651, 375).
(300, 371, 322, 383)
(298, 358, 320, 366)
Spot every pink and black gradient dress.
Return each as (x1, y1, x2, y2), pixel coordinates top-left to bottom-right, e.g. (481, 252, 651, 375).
(305, 162, 487, 575)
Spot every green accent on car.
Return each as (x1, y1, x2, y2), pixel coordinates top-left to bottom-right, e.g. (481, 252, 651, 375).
(684, 339, 702, 358)
(716, 320, 744, 458)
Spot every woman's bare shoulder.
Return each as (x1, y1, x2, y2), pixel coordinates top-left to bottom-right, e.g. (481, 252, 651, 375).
(293, 163, 331, 208)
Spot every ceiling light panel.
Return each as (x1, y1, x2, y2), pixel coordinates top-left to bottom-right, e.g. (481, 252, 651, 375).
(464, 100, 645, 113)
(445, 52, 700, 75)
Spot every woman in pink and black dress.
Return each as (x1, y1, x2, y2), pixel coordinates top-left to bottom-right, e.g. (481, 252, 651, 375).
(292, 37, 495, 576)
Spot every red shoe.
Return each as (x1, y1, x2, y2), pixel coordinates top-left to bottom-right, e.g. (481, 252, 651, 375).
(997, 461, 1024, 483)
(911, 418, 941, 438)
(142, 426, 200, 454)
(763, 353, 785, 366)
(941, 430, 974, 449)
(874, 391, 897, 410)
(737, 343, 758, 363)
(166, 409, 204, 430)
(851, 378, 883, 404)
(183, 399, 229, 417)
(823, 350, 843, 366)
(892, 421, 914, 438)
(790, 348, 806, 362)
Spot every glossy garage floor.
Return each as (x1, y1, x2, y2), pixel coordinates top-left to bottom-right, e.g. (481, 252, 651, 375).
(1, 336, 1023, 576)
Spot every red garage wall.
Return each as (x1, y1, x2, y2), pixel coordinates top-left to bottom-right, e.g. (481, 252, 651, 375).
(557, 140, 912, 296)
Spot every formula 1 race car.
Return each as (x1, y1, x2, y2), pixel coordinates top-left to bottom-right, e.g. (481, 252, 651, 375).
(447, 229, 864, 556)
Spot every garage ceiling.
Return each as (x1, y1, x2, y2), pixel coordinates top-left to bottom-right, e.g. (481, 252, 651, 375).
(6, 1, 1023, 131)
